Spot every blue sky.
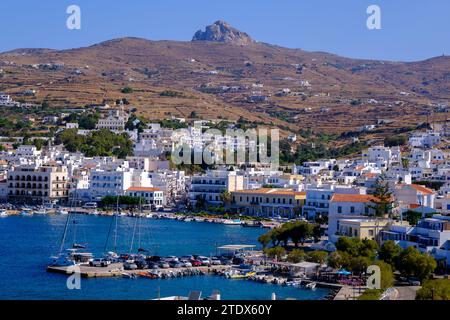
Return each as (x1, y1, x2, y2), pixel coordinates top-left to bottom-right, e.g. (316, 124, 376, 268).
(1, 0, 450, 61)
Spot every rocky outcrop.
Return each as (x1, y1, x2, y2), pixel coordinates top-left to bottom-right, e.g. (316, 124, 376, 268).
(192, 20, 254, 45)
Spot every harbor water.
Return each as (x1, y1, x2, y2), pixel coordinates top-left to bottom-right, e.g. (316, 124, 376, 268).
(0, 215, 330, 300)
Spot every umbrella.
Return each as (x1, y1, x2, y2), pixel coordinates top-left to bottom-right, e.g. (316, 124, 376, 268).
(336, 269, 352, 276)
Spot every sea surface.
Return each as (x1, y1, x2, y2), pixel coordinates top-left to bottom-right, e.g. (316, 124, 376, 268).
(0, 215, 330, 300)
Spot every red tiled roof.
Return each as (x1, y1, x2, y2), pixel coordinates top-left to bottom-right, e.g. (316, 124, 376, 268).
(331, 194, 378, 203)
(408, 184, 434, 195)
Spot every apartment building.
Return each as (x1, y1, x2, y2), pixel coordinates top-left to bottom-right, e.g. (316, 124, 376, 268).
(7, 165, 69, 204)
(231, 188, 306, 218)
(189, 170, 244, 206)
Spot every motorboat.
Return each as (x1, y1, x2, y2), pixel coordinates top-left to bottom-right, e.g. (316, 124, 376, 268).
(0, 210, 7, 218)
(306, 282, 317, 290)
(57, 210, 69, 215)
(222, 219, 242, 225)
(20, 208, 33, 216)
(122, 272, 137, 279)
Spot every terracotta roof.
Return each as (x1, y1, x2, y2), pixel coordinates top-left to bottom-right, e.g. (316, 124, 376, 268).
(408, 184, 434, 195)
(363, 173, 378, 179)
(126, 187, 161, 192)
(410, 204, 421, 209)
(331, 194, 378, 203)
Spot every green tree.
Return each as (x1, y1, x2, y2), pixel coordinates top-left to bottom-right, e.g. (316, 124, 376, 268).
(374, 260, 394, 290)
(287, 249, 306, 263)
(121, 87, 133, 94)
(220, 190, 232, 207)
(378, 240, 402, 268)
(369, 175, 394, 219)
(404, 210, 422, 226)
(258, 233, 272, 249)
(307, 251, 328, 265)
(416, 279, 450, 300)
(396, 247, 437, 281)
(287, 221, 314, 247)
(327, 251, 349, 269)
(350, 256, 372, 275)
(264, 246, 286, 260)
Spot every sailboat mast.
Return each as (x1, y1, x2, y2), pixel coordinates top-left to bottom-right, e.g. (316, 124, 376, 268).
(114, 195, 119, 252)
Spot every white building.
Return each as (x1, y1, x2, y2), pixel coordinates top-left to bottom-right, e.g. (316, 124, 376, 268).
(96, 108, 129, 131)
(125, 187, 164, 208)
(328, 194, 378, 242)
(409, 131, 441, 148)
(189, 170, 244, 206)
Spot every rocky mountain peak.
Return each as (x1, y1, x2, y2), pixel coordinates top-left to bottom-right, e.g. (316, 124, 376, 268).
(192, 20, 254, 45)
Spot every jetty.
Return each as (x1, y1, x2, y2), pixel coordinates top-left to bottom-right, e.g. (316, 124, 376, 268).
(47, 263, 231, 278)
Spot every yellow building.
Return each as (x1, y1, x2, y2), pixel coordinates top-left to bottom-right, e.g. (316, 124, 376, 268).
(231, 188, 306, 218)
(337, 218, 409, 241)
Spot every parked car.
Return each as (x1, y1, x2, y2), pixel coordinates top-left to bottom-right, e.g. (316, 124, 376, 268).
(210, 257, 221, 265)
(123, 261, 138, 270)
(190, 259, 202, 267)
(135, 260, 148, 269)
(232, 257, 245, 265)
(169, 261, 184, 268)
(146, 256, 162, 263)
(180, 255, 194, 261)
(89, 258, 110, 267)
(180, 260, 192, 268)
(164, 256, 179, 262)
(220, 258, 233, 265)
(148, 262, 160, 270)
(408, 278, 421, 286)
(198, 256, 211, 266)
(159, 261, 170, 269)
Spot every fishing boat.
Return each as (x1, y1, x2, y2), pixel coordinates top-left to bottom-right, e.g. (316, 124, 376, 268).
(0, 210, 7, 218)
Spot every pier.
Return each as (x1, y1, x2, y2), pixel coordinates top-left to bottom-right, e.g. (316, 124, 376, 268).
(47, 263, 231, 278)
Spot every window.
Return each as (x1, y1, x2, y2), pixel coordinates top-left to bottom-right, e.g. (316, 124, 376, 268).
(350, 206, 355, 213)
(338, 206, 342, 214)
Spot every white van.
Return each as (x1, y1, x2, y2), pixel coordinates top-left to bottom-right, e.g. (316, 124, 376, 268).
(83, 202, 98, 209)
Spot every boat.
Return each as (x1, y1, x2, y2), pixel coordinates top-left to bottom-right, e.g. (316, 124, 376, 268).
(286, 280, 302, 287)
(222, 219, 242, 225)
(57, 210, 69, 215)
(122, 273, 137, 279)
(306, 282, 317, 290)
(0, 210, 7, 218)
(20, 208, 33, 216)
(34, 208, 47, 215)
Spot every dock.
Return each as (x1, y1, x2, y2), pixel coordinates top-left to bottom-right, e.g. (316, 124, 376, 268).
(47, 263, 231, 278)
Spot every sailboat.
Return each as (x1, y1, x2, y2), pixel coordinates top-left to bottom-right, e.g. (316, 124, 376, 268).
(49, 195, 92, 267)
